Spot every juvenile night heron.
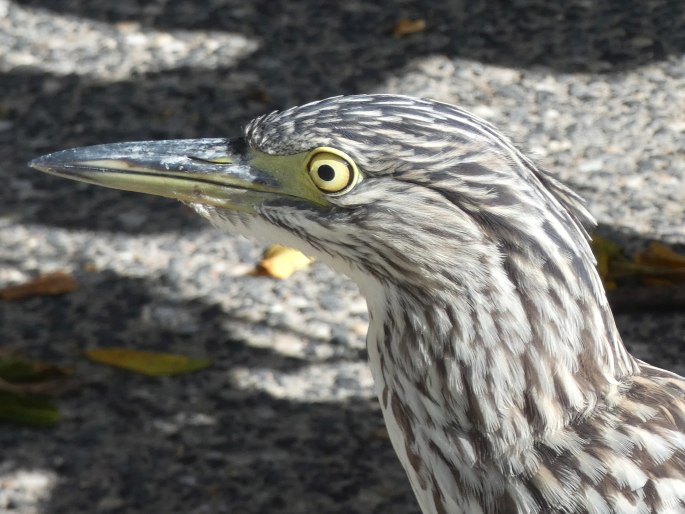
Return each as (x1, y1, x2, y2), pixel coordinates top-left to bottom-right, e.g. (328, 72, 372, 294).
(31, 95, 685, 513)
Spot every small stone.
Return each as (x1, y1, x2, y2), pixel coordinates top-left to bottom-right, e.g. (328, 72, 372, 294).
(630, 36, 654, 48)
(97, 495, 126, 512)
(578, 159, 605, 173)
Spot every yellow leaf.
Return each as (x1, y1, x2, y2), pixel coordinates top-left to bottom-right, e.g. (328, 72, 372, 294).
(252, 244, 313, 279)
(84, 348, 211, 376)
(0, 271, 77, 300)
(392, 18, 427, 38)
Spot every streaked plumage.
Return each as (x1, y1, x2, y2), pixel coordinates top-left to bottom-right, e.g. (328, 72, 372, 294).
(31, 95, 685, 513)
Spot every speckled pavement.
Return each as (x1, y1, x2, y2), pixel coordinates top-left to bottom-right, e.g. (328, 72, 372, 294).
(1, 1, 684, 513)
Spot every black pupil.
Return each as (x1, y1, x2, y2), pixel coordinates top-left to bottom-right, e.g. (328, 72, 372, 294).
(317, 164, 336, 182)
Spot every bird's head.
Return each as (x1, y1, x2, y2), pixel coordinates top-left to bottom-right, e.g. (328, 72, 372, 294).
(31, 95, 598, 301)
(33, 94, 640, 421)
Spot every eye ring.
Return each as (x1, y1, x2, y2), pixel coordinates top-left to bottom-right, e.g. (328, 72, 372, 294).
(306, 147, 360, 195)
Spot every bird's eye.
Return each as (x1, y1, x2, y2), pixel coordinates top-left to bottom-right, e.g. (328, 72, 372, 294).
(306, 148, 359, 195)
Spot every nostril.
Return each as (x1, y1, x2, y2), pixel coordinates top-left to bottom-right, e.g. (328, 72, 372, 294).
(187, 155, 234, 165)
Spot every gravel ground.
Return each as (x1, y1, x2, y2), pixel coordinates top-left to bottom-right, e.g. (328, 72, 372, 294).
(1, 1, 684, 513)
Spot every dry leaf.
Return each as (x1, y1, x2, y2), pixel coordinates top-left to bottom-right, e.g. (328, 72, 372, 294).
(592, 237, 685, 289)
(0, 377, 74, 397)
(634, 241, 685, 285)
(84, 348, 211, 376)
(82, 261, 98, 273)
(252, 244, 313, 279)
(635, 241, 685, 267)
(392, 18, 426, 38)
(0, 271, 77, 300)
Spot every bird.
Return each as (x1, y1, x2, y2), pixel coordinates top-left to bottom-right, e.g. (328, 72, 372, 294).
(30, 94, 685, 513)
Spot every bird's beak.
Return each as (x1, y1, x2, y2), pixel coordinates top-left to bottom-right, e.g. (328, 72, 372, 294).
(29, 138, 293, 212)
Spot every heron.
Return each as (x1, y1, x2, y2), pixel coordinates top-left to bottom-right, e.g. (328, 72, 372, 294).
(30, 95, 685, 513)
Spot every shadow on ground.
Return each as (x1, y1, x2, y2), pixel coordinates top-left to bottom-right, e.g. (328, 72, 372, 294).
(0, 270, 415, 513)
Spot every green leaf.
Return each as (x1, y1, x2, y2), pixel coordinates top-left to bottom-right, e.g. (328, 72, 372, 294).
(0, 391, 59, 426)
(84, 348, 212, 376)
(0, 357, 71, 383)
(591, 235, 628, 289)
(0, 358, 36, 382)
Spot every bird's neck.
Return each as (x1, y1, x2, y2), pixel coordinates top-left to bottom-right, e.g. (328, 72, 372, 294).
(362, 263, 638, 457)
